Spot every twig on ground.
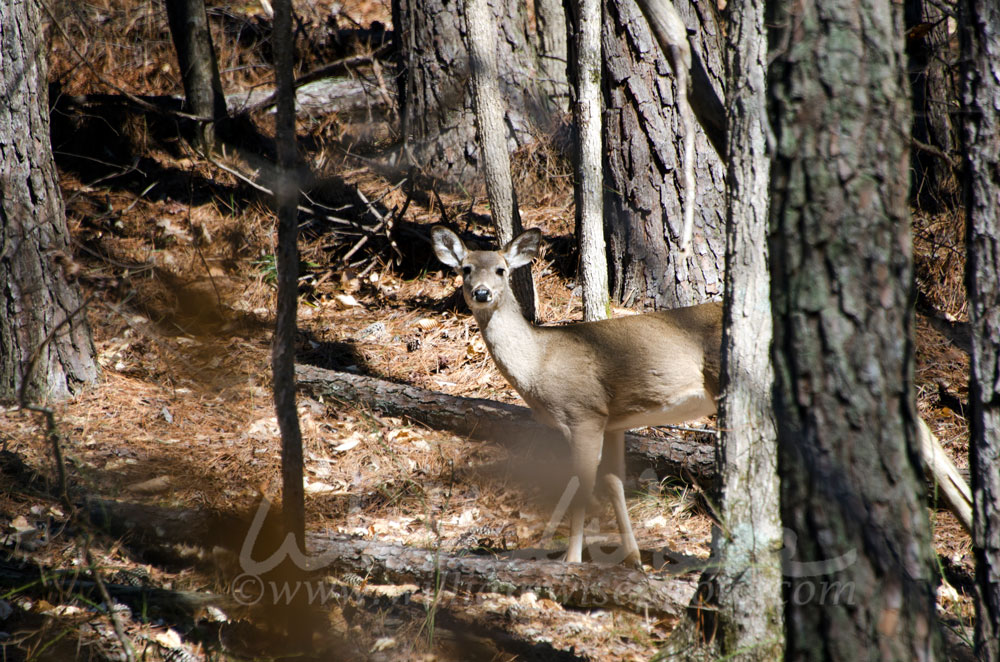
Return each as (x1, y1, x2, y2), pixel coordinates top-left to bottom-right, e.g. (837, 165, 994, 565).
(85, 544, 137, 662)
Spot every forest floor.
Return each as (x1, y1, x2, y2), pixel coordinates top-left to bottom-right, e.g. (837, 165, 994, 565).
(0, 1, 978, 660)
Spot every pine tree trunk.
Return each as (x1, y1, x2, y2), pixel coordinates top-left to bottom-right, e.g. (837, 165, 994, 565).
(602, 0, 726, 308)
(767, 1, 941, 658)
(0, 0, 98, 403)
(164, 0, 228, 147)
(392, 0, 555, 187)
(959, 1, 1000, 658)
(905, 0, 960, 210)
(711, 0, 783, 656)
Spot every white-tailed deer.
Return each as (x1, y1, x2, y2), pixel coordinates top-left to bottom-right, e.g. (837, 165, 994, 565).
(431, 226, 723, 566)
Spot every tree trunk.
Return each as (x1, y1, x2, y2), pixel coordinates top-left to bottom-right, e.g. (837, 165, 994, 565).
(464, 0, 536, 320)
(534, 0, 569, 110)
(660, 0, 782, 655)
(164, 0, 228, 147)
(392, 0, 555, 188)
(905, 0, 960, 211)
(272, 0, 305, 548)
(959, 0, 1000, 658)
(602, 0, 727, 308)
(710, 0, 783, 656)
(570, 0, 609, 321)
(767, 1, 941, 659)
(0, 0, 98, 403)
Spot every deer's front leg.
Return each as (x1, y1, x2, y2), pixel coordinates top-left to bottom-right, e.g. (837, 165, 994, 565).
(563, 422, 605, 563)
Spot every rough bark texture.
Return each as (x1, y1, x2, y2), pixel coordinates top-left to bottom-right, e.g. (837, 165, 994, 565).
(272, 0, 305, 547)
(905, 0, 960, 210)
(767, 1, 941, 659)
(711, 0, 783, 656)
(295, 364, 718, 484)
(959, 0, 1000, 658)
(570, 0, 609, 321)
(632, 0, 726, 161)
(534, 0, 569, 109)
(602, 0, 726, 308)
(632, 0, 695, 256)
(392, 0, 554, 187)
(164, 0, 228, 146)
(0, 0, 98, 403)
(464, 0, 536, 320)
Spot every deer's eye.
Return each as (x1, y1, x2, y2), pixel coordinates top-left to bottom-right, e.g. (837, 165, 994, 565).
(496, 267, 506, 277)
(462, 266, 472, 275)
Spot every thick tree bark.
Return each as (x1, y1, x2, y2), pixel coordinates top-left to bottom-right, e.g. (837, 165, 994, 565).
(464, 0, 536, 320)
(632, 0, 726, 161)
(602, 0, 727, 308)
(959, 0, 1000, 658)
(710, 0, 783, 656)
(632, 0, 695, 256)
(535, 0, 569, 109)
(392, 0, 554, 187)
(272, 0, 305, 548)
(905, 0, 960, 211)
(164, 0, 228, 146)
(570, 0, 609, 321)
(767, 1, 941, 659)
(0, 0, 98, 403)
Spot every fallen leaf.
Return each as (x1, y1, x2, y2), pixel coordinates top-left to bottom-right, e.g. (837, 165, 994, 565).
(247, 417, 279, 440)
(331, 435, 362, 453)
(334, 293, 362, 308)
(153, 629, 184, 649)
(9, 516, 33, 533)
(127, 475, 172, 495)
(304, 481, 337, 494)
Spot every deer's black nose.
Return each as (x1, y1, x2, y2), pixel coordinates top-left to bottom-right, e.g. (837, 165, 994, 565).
(472, 287, 492, 303)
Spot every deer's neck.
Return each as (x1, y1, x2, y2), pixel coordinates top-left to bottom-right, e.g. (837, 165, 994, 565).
(472, 294, 543, 394)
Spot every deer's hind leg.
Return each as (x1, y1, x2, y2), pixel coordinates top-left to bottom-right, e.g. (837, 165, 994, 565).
(598, 429, 641, 567)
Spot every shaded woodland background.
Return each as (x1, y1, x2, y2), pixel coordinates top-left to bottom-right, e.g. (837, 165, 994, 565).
(0, 0, 981, 660)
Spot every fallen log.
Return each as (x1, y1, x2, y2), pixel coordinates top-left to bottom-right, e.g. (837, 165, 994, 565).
(295, 365, 975, 532)
(85, 498, 698, 618)
(918, 418, 973, 533)
(0, 555, 230, 613)
(295, 364, 718, 486)
(304, 534, 698, 618)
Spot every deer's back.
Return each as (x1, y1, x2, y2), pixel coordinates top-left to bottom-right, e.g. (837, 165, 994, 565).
(524, 302, 723, 431)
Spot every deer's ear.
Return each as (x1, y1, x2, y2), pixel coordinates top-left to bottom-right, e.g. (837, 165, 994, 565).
(431, 226, 466, 269)
(504, 228, 541, 270)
